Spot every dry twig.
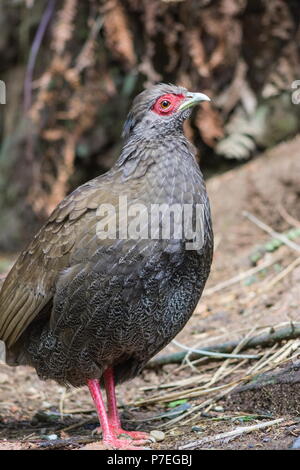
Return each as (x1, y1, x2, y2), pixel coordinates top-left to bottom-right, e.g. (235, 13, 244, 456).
(243, 211, 300, 253)
(202, 254, 281, 297)
(278, 204, 300, 229)
(179, 418, 284, 449)
(146, 323, 300, 369)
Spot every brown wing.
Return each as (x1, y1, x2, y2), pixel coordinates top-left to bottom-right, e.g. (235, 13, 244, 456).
(0, 175, 121, 348)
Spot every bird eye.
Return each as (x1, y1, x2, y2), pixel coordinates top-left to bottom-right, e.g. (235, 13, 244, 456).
(160, 100, 171, 109)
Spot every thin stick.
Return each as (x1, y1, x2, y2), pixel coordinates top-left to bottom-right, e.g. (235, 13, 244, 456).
(59, 418, 96, 433)
(157, 383, 239, 429)
(146, 323, 300, 369)
(278, 204, 300, 229)
(172, 339, 259, 360)
(157, 349, 300, 429)
(169, 323, 288, 375)
(205, 326, 258, 388)
(245, 344, 278, 376)
(202, 254, 281, 297)
(74, 16, 103, 73)
(243, 211, 300, 253)
(179, 418, 284, 449)
(134, 380, 241, 407)
(24, 0, 57, 111)
(59, 388, 67, 421)
(262, 256, 300, 291)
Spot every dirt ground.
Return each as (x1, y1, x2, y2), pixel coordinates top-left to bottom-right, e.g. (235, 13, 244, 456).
(0, 137, 300, 450)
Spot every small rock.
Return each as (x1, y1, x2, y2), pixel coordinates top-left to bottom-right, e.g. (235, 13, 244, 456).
(42, 401, 52, 409)
(45, 434, 58, 441)
(191, 426, 204, 433)
(291, 437, 300, 450)
(150, 430, 165, 442)
(214, 406, 224, 412)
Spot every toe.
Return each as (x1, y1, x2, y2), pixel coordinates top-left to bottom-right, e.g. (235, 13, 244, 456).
(117, 429, 150, 441)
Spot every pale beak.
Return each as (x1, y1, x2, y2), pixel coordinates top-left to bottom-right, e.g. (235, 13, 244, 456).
(178, 92, 211, 112)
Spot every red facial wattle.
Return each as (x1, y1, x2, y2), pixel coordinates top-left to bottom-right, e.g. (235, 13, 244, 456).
(152, 93, 185, 116)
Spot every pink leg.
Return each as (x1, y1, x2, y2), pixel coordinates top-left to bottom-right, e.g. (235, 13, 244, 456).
(103, 368, 150, 441)
(87, 378, 148, 450)
(103, 368, 122, 429)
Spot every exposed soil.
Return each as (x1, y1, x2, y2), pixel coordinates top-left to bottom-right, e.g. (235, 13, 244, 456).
(0, 137, 300, 450)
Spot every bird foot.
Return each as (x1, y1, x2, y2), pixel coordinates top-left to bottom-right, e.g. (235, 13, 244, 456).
(93, 427, 151, 449)
(115, 429, 150, 441)
(94, 426, 150, 442)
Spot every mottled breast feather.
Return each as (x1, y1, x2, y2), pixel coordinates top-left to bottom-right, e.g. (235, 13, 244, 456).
(0, 124, 213, 387)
